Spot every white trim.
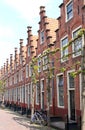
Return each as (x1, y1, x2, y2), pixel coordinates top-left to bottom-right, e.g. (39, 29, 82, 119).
(40, 30, 44, 44)
(38, 54, 41, 72)
(67, 69, 75, 119)
(65, 0, 73, 22)
(56, 73, 64, 108)
(60, 35, 68, 63)
(72, 26, 82, 58)
(36, 81, 39, 105)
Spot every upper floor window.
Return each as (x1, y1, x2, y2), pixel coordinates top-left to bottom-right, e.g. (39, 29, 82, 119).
(69, 74, 75, 88)
(38, 55, 41, 72)
(43, 55, 48, 70)
(20, 55, 22, 64)
(66, 0, 73, 21)
(72, 27, 82, 57)
(40, 30, 44, 44)
(28, 47, 30, 57)
(26, 64, 29, 78)
(29, 63, 32, 77)
(61, 36, 68, 62)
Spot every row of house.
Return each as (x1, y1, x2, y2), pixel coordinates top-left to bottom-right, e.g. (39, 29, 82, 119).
(0, 0, 85, 121)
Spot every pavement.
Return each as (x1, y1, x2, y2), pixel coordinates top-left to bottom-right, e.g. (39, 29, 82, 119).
(0, 107, 59, 130)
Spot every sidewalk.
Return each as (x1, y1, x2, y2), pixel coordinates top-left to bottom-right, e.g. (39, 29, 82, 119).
(2, 108, 58, 130)
(1, 107, 80, 130)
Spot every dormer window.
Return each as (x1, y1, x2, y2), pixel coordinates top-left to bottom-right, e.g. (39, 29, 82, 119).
(66, 0, 73, 22)
(40, 30, 44, 44)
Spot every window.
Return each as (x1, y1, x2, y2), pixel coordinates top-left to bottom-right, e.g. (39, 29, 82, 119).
(69, 74, 74, 88)
(61, 36, 68, 62)
(41, 79, 44, 91)
(26, 64, 29, 78)
(72, 27, 82, 57)
(36, 81, 40, 104)
(20, 55, 22, 64)
(28, 84, 31, 105)
(50, 87, 52, 106)
(66, 0, 73, 21)
(43, 55, 48, 70)
(40, 31, 44, 44)
(57, 75, 64, 107)
(29, 63, 32, 77)
(38, 55, 41, 72)
(28, 47, 30, 56)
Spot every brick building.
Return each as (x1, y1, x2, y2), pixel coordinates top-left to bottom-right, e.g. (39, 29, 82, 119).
(0, 0, 85, 122)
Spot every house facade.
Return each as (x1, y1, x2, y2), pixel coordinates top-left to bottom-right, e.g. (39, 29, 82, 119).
(0, 0, 85, 121)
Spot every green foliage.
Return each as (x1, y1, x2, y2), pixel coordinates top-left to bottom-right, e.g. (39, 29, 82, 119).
(70, 70, 82, 78)
(0, 80, 6, 93)
(78, 28, 85, 37)
(60, 67, 66, 72)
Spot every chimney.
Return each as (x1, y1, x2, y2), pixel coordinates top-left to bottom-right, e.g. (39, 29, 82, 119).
(20, 39, 23, 46)
(27, 26, 32, 43)
(15, 47, 18, 62)
(40, 6, 46, 19)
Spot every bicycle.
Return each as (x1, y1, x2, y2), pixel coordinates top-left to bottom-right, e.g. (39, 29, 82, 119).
(30, 110, 47, 126)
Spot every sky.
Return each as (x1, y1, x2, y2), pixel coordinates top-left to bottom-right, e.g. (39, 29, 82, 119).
(0, 0, 62, 68)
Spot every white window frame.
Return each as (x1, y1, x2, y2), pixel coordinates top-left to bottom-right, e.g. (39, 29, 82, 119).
(40, 30, 44, 44)
(61, 35, 68, 62)
(38, 54, 41, 72)
(56, 73, 64, 108)
(36, 81, 40, 105)
(43, 54, 48, 70)
(29, 63, 32, 77)
(28, 47, 30, 57)
(26, 64, 29, 78)
(72, 26, 82, 58)
(50, 87, 52, 106)
(66, 0, 73, 22)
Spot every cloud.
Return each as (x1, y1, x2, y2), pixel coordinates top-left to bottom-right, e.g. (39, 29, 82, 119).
(3, 0, 49, 21)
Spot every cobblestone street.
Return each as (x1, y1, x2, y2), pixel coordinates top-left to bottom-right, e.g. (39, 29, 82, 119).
(0, 108, 56, 130)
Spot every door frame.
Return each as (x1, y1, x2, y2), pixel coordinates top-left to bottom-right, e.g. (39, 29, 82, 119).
(67, 70, 76, 120)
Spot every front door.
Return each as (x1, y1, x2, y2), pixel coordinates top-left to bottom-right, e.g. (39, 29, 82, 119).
(69, 90, 75, 120)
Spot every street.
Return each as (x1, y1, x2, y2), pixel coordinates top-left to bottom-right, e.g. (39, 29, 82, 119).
(0, 108, 56, 130)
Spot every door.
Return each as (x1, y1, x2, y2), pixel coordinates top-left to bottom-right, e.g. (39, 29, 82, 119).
(69, 90, 75, 120)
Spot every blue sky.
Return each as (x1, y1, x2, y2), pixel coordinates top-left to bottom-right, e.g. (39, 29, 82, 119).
(0, 0, 62, 67)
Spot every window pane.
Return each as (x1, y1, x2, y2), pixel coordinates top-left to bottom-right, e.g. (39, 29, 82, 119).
(69, 74, 74, 88)
(73, 28, 82, 56)
(58, 75, 64, 106)
(67, 1, 73, 20)
(61, 37, 68, 60)
(40, 31, 44, 43)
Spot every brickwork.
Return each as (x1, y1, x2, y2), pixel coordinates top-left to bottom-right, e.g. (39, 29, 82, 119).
(0, 0, 85, 122)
